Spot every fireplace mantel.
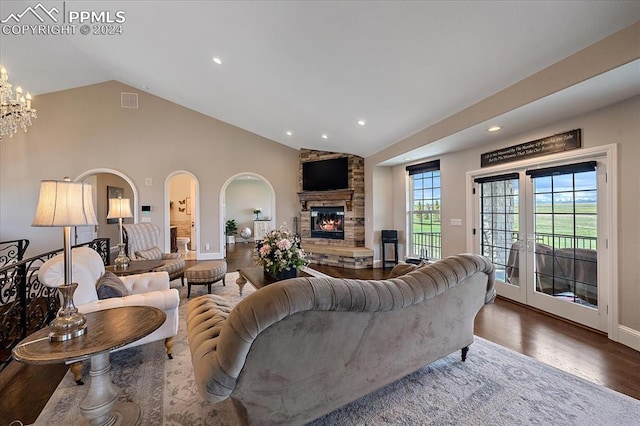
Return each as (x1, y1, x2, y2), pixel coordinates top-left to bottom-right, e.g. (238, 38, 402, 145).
(297, 189, 354, 211)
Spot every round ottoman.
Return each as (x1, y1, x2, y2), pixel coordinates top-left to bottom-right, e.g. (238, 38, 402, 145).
(185, 260, 227, 298)
(176, 237, 190, 254)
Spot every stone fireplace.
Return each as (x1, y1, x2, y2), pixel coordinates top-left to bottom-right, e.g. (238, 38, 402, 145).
(297, 149, 373, 269)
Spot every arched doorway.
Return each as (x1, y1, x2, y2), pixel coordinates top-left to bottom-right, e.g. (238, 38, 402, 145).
(165, 171, 199, 260)
(220, 173, 276, 256)
(74, 169, 138, 255)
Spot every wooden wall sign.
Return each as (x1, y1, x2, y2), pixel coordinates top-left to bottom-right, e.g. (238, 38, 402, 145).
(481, 129, 581, 167)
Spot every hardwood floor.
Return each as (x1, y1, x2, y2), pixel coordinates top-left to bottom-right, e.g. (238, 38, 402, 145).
(2, 244, 639, 425)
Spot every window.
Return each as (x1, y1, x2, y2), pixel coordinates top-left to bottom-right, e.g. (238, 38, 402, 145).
(407, 160, 441, 259)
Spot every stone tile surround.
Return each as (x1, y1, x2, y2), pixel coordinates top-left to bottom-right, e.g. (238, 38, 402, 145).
(298, 149, 372, 269)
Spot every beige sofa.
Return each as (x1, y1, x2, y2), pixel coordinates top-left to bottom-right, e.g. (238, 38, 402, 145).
(186, 253, 495, 425)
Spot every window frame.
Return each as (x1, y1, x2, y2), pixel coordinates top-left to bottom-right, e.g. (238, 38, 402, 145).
(407, 161, 441, 260)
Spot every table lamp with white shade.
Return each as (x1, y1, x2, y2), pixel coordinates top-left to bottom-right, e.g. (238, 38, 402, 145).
(32, 177, 98, 341)
(107, 197, 133, 270)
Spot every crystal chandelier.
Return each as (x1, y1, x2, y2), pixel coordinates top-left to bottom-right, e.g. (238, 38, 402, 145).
(0, 65, 37, 141)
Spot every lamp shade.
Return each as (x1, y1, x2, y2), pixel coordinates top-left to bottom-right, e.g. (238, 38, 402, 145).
(107, 197, 133, 219)
(32, 179, 98, 227)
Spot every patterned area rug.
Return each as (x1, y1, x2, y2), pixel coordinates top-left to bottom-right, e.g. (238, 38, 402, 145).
(36, 272, 640, 425)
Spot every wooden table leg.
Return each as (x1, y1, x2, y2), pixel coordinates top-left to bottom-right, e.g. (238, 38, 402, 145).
(236, 274, 247, 296)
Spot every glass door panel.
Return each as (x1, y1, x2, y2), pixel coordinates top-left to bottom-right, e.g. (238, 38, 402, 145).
(475, 160, 606, 331)
(476, 174, 524, 302)
(531, 169, 598, 308)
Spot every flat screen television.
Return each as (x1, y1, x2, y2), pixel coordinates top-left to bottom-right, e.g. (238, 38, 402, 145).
(302, 157, 349, 191)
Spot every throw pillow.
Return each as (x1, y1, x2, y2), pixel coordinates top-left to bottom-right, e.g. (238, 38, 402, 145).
(135, 247, 163, 261)
(387, 263, 417, 278)
(96, 270, 128, 299)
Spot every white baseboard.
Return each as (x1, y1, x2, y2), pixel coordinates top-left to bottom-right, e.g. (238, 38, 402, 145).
(617, 325, 640, 352)
(196, 252, 224, 261)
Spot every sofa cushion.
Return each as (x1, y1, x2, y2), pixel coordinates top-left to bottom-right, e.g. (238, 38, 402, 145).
(38, 247, 104, 306)
(387, 263, 417, 278)
(136, 246, 163, 261)
(96, 270, 129, 299)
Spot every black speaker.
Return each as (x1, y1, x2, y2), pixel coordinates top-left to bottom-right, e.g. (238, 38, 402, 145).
(381, 230, 398, 241)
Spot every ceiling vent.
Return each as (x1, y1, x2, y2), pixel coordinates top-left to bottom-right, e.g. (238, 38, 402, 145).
(120, 92, 139, 109)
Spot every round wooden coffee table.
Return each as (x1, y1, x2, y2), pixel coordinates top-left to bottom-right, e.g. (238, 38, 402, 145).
(13, 306, 165, 425)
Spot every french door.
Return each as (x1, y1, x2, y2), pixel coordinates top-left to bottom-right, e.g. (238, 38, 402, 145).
(471, 152, 612, 332)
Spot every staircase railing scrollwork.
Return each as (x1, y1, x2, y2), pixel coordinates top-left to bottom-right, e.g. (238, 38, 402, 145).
(0, 239, 29, 269)
(0, 238, 110, 370)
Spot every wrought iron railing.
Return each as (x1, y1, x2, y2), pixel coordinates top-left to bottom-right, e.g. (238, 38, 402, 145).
(414, 231, 595, 265)
(0, 239, 29, 269)
(411, 232, 442, 260)
(0, 238, 110, 370)
(533, 232, 597, 250)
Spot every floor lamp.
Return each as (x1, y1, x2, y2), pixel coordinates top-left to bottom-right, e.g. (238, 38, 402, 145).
(107, 197, 133, 270)
(32, 177, 98, 341)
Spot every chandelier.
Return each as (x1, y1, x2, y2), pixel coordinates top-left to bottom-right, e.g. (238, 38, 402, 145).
(0, 65, 37, 141)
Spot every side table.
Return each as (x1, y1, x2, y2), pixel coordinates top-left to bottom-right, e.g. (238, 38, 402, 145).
(13, 306, 165, 425)
(106, 259, 165, 276)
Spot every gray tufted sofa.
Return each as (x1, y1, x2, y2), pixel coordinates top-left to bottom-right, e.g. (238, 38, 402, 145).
(186, 253, 496, 425)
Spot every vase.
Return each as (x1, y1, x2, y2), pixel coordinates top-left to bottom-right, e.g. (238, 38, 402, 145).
(266, 267, 297, 281)
(114, 243, 130, 270)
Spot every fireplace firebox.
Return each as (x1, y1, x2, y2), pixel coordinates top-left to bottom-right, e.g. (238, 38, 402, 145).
(310, 206, 345, 239)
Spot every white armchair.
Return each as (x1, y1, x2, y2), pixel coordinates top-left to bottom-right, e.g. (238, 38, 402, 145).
(38, 247, 180, 383)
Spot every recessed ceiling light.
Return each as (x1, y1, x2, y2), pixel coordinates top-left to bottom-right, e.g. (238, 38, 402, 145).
(212, 57, 223, 65)
(357, 120, 366, 126)
(285, 131, 293, 136)
(321, 134, 329, 140)
(488, 126, 502, 132)
(404, 157, 412, 161)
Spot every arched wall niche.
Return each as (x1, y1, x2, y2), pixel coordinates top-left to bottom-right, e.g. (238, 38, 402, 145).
(75, 168, 138, 250)
(220, 173, 276, 255)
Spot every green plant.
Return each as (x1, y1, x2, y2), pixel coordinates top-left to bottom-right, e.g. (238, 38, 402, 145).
(225, 219, 238, 236)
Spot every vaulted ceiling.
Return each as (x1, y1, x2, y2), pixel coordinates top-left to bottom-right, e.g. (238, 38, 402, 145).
(1, 1, 639, 161)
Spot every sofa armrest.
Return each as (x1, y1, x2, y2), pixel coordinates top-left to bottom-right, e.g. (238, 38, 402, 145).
(186, 295, 236, 402)
(79, 288, 180, 313)
(120, 271, 171, 294)
(162, 253, 182, 260)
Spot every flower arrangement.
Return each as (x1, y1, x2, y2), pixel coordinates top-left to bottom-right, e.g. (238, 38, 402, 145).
(255, 223, 308, 277)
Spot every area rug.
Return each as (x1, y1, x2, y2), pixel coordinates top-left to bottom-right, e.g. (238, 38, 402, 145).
(36, 271, 640, 425)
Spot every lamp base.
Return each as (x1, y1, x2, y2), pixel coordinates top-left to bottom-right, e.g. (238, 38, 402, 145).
(114, 243, 130, 270)
(49, 282, 87, 342)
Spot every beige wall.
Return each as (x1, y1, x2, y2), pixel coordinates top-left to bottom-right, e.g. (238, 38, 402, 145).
(0, 80, 299, 258)
(380, 96, 640, 331)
